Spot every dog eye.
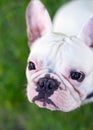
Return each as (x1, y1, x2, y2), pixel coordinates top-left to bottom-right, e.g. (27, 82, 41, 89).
(70, 71, 85, 82)
(28, 61, 36, 70)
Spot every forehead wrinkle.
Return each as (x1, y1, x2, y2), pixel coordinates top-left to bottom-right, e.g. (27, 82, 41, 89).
(31, 33, 65, 55)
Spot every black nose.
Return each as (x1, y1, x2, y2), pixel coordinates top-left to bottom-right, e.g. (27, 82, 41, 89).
(36, 75, 60, 96)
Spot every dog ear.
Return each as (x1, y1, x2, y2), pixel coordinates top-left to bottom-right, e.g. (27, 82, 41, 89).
(78, 15, 93, 48)
(26, 0, 52, 47)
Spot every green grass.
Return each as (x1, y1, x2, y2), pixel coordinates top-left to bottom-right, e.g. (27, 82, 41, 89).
(0, 0, 93, 130)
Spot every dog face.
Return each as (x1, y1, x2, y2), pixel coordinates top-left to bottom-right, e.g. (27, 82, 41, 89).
(26, 0, 93, 112)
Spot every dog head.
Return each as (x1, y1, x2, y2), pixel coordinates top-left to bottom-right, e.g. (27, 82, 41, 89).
(26, 0, 93, 112)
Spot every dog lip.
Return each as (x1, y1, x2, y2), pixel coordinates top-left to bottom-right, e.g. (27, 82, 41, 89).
(32, 93, 59, 109)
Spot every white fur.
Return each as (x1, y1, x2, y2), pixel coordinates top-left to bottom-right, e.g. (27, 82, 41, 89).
(53, 0, 93, 36)
(26, 0, 93, 112)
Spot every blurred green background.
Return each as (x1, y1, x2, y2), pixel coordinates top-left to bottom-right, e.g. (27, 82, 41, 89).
(0, 0, 93, 130)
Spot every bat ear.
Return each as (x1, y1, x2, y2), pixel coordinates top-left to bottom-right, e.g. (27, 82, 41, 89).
(26, 0, 52, 47)
(78, 15, 93, 48)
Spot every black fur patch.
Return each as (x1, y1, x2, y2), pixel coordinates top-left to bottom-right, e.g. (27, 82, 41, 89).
(86, 92, 93, 99)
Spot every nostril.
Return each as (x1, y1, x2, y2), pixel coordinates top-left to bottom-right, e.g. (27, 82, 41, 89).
(36, 76, 60, 94)
(47, 83, 53, 90)
(39, 79, 44, 88)
(47, 79, 55, 90)
(46, 82, 52, 90)
(39, 79, 55, 90)
(37, 78, 47, 90)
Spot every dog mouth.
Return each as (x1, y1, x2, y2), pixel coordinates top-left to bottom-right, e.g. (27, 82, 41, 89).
(32, 93, 59, 109)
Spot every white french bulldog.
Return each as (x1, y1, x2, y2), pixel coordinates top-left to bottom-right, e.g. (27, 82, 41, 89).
(26, 0, 93, 112)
